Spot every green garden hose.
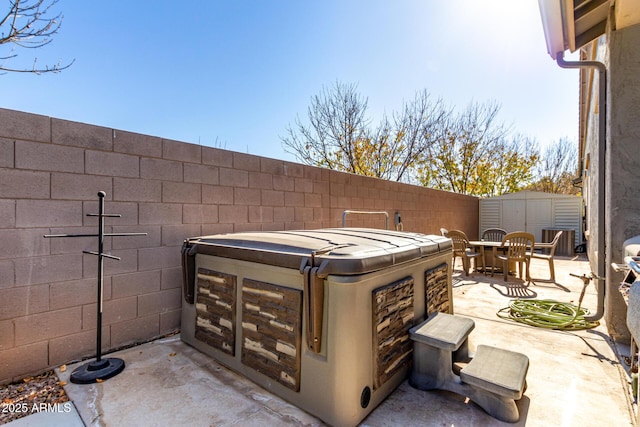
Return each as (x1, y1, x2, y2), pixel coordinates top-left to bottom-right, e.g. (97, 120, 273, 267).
(497, 299, 600, 330)
(496, 273, 600, 330)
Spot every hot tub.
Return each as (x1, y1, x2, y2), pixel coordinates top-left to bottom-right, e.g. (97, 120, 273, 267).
(181, 228, 452, 426)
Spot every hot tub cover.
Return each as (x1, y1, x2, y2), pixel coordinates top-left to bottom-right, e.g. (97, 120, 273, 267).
(182, 228, 451, 277)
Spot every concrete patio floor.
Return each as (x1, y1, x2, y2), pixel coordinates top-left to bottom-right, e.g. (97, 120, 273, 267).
(50, 254, 636, 426)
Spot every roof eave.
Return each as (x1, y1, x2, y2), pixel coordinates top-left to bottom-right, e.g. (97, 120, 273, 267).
(538, 0, 568, 59)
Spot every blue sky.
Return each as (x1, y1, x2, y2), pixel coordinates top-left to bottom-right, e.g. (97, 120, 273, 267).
(2, 0, 578, 162)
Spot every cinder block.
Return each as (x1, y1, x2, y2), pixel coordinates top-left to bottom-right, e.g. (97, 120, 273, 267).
(0, 228, 49, 259)
(111, 270, 160, 299)
(14, 254, 83, 286)
(0, 169, 50, 199)
(233, 152, 260, 171)
(202, 146, 233, 167)
(0, 138, 13, 168)
(138, 288, 181, 317)
(249, 206, 274, 223)
(110, 314, 159, 348)
(0, 200, 15, 228)
(285, 192, 304, 207)
(49, 327, 110, 367)
(304, 166, 323, 181)
(83, 201, 139, 226)
(83, 249, 138, 278)
(284, 162, 304, 177)
(51, 172, 113, 200)
(314, 181, 330, 195)
(15, 141, 84, 173)
(161, 267, 182, 290)
(0, 108, 50, 142)
(305, 193, 323, 208)
(182, 204, 218, 224)
(219, 205, 248, 223)
(330, 170, 350, 184)
(111, 225, 161, 249)
(330, 182, 346, 197)
(160, 309, 181, 334)
(0, 287, 28, 320)
(82, 296, 137, 328)
(315, 207, 330, 222)
(50, 277, 111, 310)
(138, 245, 182, 271)
(113, 130, 162, 157)
(233, 223, 261, 232)
(201, 223, 234, 235)
(295, 178, 314, 193)
(260, 158, 285, 175)
(163, 139, 201, 163)
(261, 190, 284, 207)
(295, 207, 314, 222)
(161, 224, 202, 246)
(16, 200, 83, 227)
(0, 320, 13, 351)
(113, 177, 161, 203)
(234, 187, 261, 205)
(219, 167, 248, 187)
(85, 151, 140, 178)
(249, 172, 273, 190)
(0, 260, 14, 289)
(261, 222, 285, 231)
(0, 341, 48, 383)
(51, 118, 112, 151)
(14, 307, 82, 346)
(139, 203, 182, 225)
(273, 175, 295, 192)
(273, 207, 295, 223)
(140, 158, 182, 182)
(202, 185, 233, 204)
(162, 181, 201, 204)
(284, 221, 304, 230)
(184, 163, 219, 185)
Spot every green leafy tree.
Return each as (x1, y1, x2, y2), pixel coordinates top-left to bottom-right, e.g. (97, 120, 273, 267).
(1, 0, 73, 74)
(417, 101, 539, 197)
(281, 81, 448, 182)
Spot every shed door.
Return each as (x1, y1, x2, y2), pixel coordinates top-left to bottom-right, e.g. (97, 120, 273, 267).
(502, 200, 525, 232)
(526, 199, 552, 243)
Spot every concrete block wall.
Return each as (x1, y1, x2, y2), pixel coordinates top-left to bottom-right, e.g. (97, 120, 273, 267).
(0, 107, 478, 383)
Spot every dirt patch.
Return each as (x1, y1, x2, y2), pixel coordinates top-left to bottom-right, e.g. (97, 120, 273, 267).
(0, 369, 70, 425)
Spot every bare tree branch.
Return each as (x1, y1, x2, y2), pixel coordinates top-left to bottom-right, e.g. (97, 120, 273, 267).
(0, 0, 73, 74)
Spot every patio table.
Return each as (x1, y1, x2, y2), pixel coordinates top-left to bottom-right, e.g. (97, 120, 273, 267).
(468, 240, 512, 274)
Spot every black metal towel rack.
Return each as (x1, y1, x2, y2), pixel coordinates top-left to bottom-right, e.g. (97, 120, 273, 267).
(44, 191, 147, 384)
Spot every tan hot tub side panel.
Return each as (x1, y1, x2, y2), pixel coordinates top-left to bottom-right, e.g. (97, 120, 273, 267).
(181, 228, 453, 427)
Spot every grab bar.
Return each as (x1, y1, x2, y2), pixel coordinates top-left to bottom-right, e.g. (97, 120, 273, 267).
(341, 210, 389, 229)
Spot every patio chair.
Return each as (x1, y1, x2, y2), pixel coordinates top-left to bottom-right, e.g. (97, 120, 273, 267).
(448, 230, 484, 276)
(440, 227, 449, 237)
(481, 228, 507, 242)
(491, 232, 534, 282)
(531, 230, 563, 282)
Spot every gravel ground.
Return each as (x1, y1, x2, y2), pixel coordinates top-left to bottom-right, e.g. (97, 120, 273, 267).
(0, 369, 70, 425)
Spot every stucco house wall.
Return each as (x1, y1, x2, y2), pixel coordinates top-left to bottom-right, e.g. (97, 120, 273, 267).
(604, 22, 640, 341)
(579, 22, 640, 342)
(0, 108, 478, 383)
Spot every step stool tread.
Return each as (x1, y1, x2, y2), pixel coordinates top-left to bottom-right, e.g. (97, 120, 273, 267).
(460, 344, 529, 400)
(409, 312, 475, 351)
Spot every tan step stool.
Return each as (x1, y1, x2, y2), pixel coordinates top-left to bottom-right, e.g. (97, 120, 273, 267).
(409, 313, 529, 423)
(460, 344, 529, 423)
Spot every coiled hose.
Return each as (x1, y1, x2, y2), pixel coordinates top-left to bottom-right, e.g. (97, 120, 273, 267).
(497, 299, 600, 330)
(497, 273, 600, 330)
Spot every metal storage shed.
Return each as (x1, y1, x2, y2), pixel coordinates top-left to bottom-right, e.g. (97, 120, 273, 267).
(479, 191, 583, 255)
